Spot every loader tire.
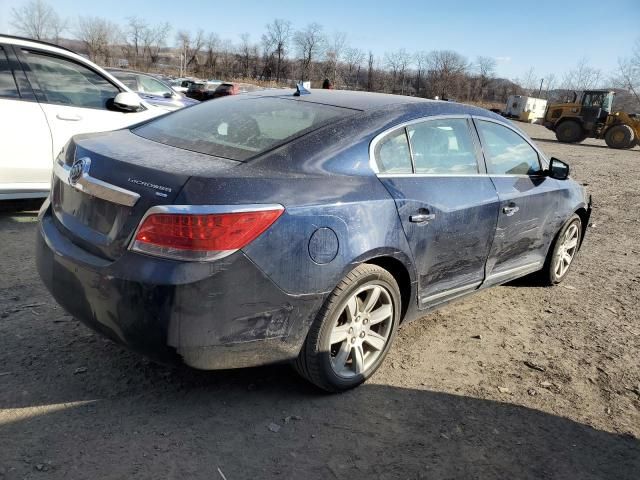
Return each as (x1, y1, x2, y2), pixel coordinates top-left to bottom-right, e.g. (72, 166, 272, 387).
(605, 124, 635, 149)
(555, 120, 584, 143)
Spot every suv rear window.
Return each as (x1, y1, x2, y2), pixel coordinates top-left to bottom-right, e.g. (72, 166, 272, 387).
(133, 96, 357, 161)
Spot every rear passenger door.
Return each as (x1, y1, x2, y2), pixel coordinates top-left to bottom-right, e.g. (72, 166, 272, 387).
(0, 45, 52, 197)
(374, 116, 500, 307)
(474, 118, 561, 285)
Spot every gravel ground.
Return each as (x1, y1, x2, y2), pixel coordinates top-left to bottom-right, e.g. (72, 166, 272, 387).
(0, 123, 639, 479)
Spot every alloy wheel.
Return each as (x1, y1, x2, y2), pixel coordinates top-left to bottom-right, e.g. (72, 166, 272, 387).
(554, 223, 579, 278)
(329, 284, 394, 378)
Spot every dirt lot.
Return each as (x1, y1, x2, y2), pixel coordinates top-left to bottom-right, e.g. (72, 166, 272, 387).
(1, 123, 639, 479)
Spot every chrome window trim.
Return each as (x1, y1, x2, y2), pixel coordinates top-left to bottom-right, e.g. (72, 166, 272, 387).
(53, 158, 140, 207)
(471, 115, 550, 170)
(129, 203, 285, 262)
(369, 114, 479, 175)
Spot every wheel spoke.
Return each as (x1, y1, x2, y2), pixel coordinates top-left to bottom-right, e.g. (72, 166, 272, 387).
(369, 303, 392, 325)
(362, 286, 381, 313)
(563, 252, 572, 265)
(352, 345, 365, 374)
(565, 237, 578, 249)
(333, 341, 351, 371)
(345, 296, 358, 321)
(365, 331, 386, 351)
(330, 324, 350, 345)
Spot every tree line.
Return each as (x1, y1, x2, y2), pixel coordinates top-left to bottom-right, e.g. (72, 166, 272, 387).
(9, 0, 640, 109)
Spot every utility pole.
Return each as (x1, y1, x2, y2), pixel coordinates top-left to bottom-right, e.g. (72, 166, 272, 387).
(538, 78, 544, 98)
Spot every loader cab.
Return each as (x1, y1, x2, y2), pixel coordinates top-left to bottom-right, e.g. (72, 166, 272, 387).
(580, 90, 614, 113)
(579, 90, 614, 129)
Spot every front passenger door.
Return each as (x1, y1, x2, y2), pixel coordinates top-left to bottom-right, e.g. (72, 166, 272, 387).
(475, 119, 562, 285)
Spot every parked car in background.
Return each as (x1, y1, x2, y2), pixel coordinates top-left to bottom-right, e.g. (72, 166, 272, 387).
(106, 68, 198, 111)
(169, 78, 196, 93)
(36, 89, 591, 392)
(0, 35, 164, 200)
(185, 81, 222, 101)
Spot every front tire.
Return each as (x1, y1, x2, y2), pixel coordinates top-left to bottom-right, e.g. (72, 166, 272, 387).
(539, 214, 582, 285)
(294, 264, 401, 392)
(605, 124, 636, 149)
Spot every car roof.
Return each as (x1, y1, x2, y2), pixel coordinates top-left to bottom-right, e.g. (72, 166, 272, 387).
(0, 34, 76, 55)
(245, 88, 500, 118)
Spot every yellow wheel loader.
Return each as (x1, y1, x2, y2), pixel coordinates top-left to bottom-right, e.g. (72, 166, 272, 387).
(543, 90, 640, 149)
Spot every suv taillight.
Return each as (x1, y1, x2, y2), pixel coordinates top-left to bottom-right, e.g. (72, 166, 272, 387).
(131, 206, 284, 261)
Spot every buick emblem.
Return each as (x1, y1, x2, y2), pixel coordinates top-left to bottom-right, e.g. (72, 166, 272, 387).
(68, 157, 88, 185)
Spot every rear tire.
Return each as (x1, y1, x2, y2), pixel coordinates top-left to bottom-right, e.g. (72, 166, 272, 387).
(294, 264, 401, 392)
(555, 120, 585, 143)
(605, 124, 636, 149)
(538, 214, 582, 286)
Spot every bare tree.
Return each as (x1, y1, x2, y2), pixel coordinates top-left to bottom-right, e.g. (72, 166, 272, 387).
(425, 50, 468, 99)
(413, 51, 430, 97)
(76, 16, 119, 64)
(520, 67, 538, 94)
(203, 33, 220, 78)
(324, 31, 347, 84)
(367, 51, 374, 91)
(123, 17, 146, 69)
(239, 33, 252, 78)
(560, 58, 602, 92)
(384, 49, 412, 93)
(143, 23, 171, 70)
(475, 56, 496, 100)
(262, 19, 292, 83)
(176, 29, 205, 74)
(11, 0, 66, 41)
(612, 39, 640, 105)
(544, 73, 557, 99)
(294, 22, 326, 83)
(343, 47, 365, 89)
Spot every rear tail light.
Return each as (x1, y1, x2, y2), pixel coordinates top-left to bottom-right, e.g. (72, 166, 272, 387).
(130, 205, 284, 261)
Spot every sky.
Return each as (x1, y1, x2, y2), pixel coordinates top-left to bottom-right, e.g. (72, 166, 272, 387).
(0, 0, 638, 80)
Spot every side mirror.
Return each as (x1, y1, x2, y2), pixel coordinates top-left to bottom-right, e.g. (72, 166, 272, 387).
(163, 92, 173, 98)
(113, 92, 143, 112)
(547, 157, 570, 180)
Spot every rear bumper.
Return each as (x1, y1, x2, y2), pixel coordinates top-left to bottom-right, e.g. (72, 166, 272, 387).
(36, 201, 324, 369)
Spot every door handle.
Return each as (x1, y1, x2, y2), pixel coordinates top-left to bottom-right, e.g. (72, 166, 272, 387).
(56, 113, 82, 121)
(409, 213, 436, 224)
(502, 205, 520, 216)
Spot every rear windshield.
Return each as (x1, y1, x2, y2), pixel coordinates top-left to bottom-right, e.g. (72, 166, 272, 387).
(133, 96, 357, 161)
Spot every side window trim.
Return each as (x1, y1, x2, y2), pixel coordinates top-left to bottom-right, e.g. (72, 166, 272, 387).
(15, 47, 124, 109)
(0, 44, 36, 101)
(471, 115, 548, 175)
(370, 114, 485, 176)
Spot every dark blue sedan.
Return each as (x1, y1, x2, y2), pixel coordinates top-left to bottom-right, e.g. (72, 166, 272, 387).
(36, 89, 591, 391)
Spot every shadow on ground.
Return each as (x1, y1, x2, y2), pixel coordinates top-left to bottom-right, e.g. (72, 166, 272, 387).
(1, 311, 638, 480)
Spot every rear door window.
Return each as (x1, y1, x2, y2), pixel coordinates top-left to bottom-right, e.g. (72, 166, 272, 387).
(374, 129, 412, 174)
(0, 46, 20, 99)
(134, 96, 357, 161)
(476, 120, 542, 175)
(407, 118, 478, 174)
(21, 50, 120, 109)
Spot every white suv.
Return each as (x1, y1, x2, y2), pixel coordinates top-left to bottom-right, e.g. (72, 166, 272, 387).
(0, 35, 165, 200)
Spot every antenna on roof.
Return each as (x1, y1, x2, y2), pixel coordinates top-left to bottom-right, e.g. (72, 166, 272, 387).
(293, 82, 311, 96)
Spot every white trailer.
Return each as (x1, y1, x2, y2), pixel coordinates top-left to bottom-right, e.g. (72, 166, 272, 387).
(505, 95, 548, 122)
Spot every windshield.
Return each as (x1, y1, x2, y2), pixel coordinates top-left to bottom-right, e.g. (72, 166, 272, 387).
(133, 96, 357, 161)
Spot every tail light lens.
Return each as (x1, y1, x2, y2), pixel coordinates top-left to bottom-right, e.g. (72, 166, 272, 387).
(131, 205, 284, 261)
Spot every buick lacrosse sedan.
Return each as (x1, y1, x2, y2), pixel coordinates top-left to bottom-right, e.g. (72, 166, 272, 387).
(36, 89, 591, 391)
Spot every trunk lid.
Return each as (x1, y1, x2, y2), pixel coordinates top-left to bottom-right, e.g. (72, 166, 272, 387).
(51, 129, 239, 260)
